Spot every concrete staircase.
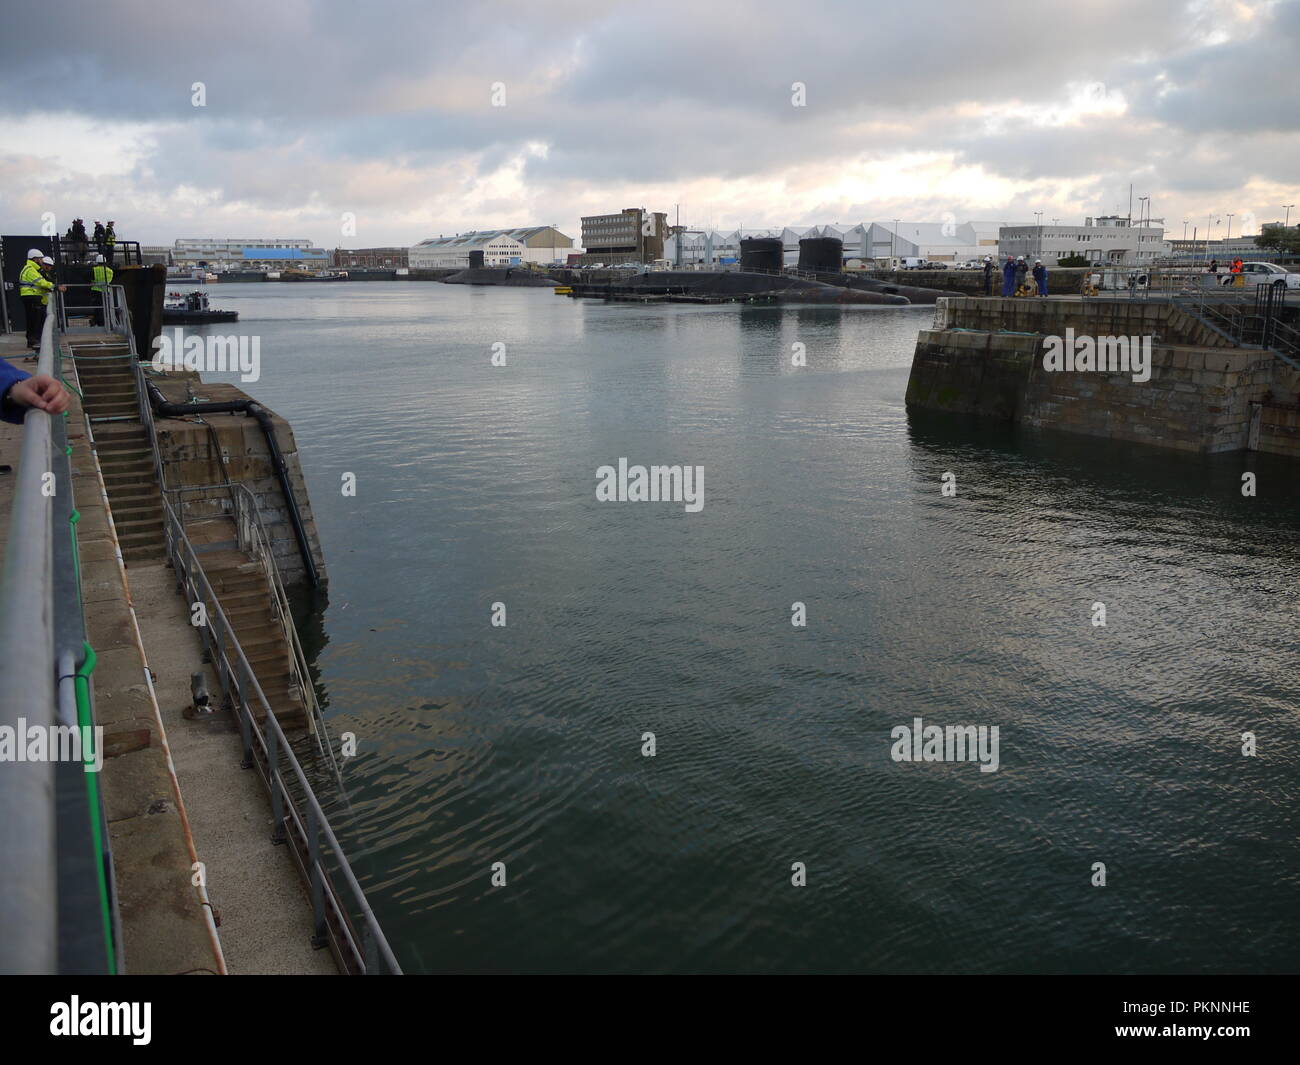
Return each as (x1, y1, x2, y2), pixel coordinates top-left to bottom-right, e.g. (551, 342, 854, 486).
(188, 517, 306, 728)
(70, 342, 165, 563)
(71, 339, 308, 730)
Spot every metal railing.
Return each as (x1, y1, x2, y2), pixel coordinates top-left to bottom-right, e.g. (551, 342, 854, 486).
(1077, 267, 1300, 366)
(0, 297, 61, 972)
(228, 482, 337, 764)
(0, 292, 117, 974)
(161, 495, 399, 973)
(114, 287, 398, 973)
(167, 473, 339, 773)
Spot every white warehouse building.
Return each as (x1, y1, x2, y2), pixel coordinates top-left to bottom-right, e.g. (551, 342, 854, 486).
(664, 220, 1011, 268)
(409, 226, 574, 269)
(409, 232, 526, 269)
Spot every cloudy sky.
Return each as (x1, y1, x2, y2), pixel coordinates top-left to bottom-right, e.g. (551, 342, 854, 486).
(1, 0, 1296, 249)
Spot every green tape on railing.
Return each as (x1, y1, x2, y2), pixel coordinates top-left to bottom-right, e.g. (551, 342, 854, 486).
(73, 641, 115, 974)
(69, 508, 83, 607)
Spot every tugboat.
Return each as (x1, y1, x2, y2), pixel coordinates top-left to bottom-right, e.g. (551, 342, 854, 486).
(162, 289, 239, 324)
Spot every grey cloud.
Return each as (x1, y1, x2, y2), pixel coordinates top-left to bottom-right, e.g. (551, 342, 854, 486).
(0, 0, 1294, 244)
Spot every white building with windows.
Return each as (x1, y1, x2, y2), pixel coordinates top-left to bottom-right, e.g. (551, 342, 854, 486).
(172, 237, 324, 271)
(998, 216, 1169, 266)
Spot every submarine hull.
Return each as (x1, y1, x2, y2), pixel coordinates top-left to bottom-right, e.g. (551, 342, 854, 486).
(571, 270, 909, 305)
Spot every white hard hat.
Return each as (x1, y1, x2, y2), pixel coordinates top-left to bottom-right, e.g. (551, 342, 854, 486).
(41, 256, 54, 265)
(28, 247, 43, 258)
(94, 254, 105, 263)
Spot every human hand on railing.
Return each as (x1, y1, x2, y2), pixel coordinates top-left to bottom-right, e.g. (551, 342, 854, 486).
(57, 284, 68, 292)
(9, 374, 70, 415)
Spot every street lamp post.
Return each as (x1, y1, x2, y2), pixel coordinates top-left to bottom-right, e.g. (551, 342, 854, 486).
(1226, 213, 1234, 242)
(1284, 204, 1295, 228)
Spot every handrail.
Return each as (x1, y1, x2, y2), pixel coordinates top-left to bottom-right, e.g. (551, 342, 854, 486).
(1088, 269, 1300, 368)
(161, 495, 400, 973)
(168, 473, 340, 775)
(110, 286, 395, 972)
(0, 295, 60, 973)
(228, 482, 337, 763)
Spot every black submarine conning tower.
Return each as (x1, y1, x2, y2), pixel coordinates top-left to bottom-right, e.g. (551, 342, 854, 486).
(739, 237, 784, 273)
(798, 237, 843, 274)
(468, 250, 485, 269)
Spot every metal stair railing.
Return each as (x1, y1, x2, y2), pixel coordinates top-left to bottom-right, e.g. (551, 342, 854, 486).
(108, 286, 400, 974)
(180, 415, 333, 759)
(161, 497, 400, 973)
(169, 470, 339, 774)
(228, 481, 335, 760)
(1170, 280, 1300, 370)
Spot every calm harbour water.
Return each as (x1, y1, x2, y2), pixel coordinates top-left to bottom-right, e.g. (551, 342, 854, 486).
(193, 281, 1300, 974)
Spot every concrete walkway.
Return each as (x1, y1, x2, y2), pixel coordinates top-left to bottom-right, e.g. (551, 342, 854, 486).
(2, 333, 334, 973)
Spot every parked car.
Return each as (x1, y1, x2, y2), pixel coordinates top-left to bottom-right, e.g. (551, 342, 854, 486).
(1235, 261, 1300, 289)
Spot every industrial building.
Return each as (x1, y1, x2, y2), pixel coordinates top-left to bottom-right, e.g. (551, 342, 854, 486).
(663, 220, 1007, 268)
(664, 230, 748, 266)
(579, 208, 668, 265)
(332, 247, 409, 269)
(998, 217, 1169, 266)
(171, 237, 328, 272)
(408, 226, 573, 269)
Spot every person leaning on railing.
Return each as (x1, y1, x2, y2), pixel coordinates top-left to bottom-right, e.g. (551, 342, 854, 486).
(0, 361, 69, 475)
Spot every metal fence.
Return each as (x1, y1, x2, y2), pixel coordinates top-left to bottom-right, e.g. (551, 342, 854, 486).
(121, 291, 401, 974)
(0, 293, 117, 974)
(1080, 267, 1300, 367)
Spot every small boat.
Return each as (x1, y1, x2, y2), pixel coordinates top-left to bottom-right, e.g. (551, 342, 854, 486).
(163, 290, 239, 324)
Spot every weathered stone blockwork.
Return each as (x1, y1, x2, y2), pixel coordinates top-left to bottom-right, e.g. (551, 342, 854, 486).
(906, 298, 1296, 456)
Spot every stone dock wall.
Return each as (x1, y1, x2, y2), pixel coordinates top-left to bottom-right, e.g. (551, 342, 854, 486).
(906, 297, 1300, 456)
